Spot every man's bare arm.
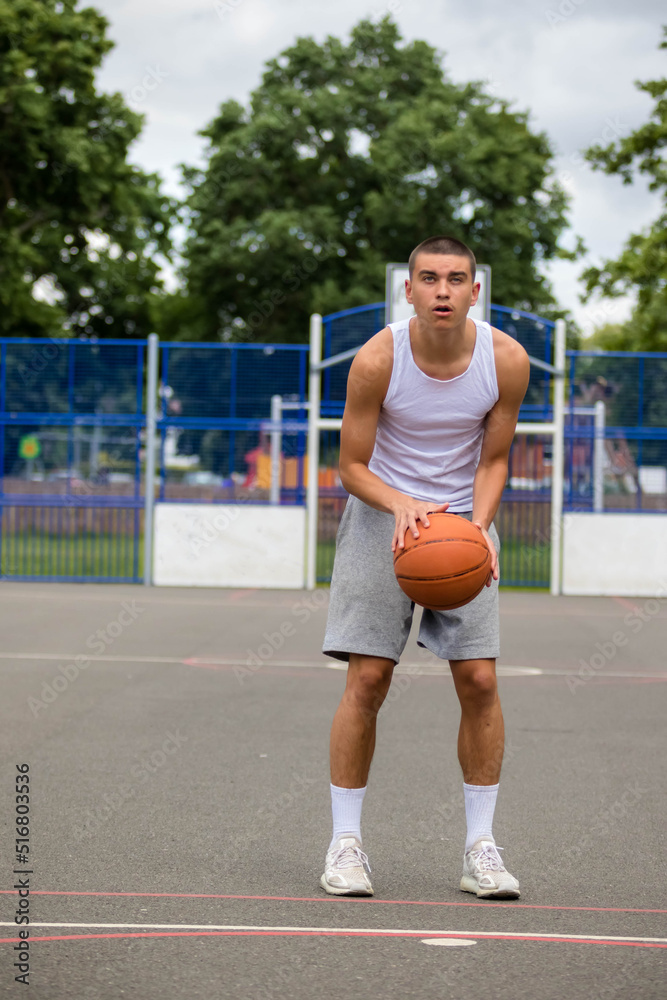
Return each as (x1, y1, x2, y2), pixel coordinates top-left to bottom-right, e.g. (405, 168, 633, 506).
(339, 330, 449, 551)
(472, 333, 531, 579)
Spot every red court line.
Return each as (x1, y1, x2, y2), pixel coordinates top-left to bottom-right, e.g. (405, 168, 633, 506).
(1, 930, 666, 948)
(227, 589, 256, 602)
(613, 597, 640, 613)
(2, 890, 664, 915)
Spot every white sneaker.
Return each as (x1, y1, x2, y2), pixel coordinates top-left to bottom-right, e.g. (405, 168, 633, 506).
(460, 837, 520, 899)
(320, 835, 374, 896)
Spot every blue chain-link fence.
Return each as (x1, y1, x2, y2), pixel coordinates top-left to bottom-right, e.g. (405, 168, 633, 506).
(565, 350, 667, 512)
(157, 342, 308, 505)
(322, 303, 554, 422)
(1, 321, 665, 584)
(0, 339, 308, 581)
(0, 338, 146, 581)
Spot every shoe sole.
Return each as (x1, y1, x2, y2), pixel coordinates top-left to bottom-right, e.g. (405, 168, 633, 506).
(460, 875, 520, 899)
(320, 874, 374, 896)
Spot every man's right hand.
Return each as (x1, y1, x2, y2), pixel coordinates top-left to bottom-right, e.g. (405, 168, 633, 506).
(391, 500, 450, 553)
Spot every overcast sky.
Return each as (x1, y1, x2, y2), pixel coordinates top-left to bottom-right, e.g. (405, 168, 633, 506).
(93, 0, 665, 333)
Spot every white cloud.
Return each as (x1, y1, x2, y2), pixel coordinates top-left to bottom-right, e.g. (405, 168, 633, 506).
(228, 0, 278, 44)
(93, 0, 665, 331)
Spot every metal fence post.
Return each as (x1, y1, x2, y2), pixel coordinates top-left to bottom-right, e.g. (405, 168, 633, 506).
(593, 400, 606, 513)
(270, 394, 282, 505)
(550, 319, 566, 596)
(306, 314, 322, 590)
(143, 333, 159, 586)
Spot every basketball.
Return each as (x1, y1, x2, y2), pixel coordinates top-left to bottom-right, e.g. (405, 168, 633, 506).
(393, 513, 492, 610)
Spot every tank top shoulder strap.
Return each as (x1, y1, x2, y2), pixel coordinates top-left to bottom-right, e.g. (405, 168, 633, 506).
(472, 319, 499, 400)
(474, 318, 492, 354)
(384, 318, 412, 406)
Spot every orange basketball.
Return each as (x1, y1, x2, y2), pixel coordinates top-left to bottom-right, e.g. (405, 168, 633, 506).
(393, 512, 492, 610)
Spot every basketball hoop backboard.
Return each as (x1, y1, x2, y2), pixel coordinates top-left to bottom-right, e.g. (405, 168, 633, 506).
(385, 263, 491, 325)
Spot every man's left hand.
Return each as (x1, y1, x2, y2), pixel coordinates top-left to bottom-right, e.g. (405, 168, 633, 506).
(473, 521, 498, 585)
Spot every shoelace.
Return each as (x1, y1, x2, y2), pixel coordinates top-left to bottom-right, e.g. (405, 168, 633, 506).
(469, 844, 505, 871)
(330, 844, 371, 872)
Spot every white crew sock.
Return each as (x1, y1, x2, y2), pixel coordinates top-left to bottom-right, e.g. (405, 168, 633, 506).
(463, 782, 499, 851)
(329, 783, 367, 848)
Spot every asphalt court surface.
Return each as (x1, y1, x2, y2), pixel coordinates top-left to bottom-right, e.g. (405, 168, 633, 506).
(2, 582, 666, 999)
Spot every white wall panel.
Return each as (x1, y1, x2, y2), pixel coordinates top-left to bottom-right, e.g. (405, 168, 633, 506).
(154, 504, 306, 588)
(562, 513, 667, 596)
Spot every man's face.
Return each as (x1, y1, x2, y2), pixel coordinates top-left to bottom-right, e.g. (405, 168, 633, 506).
(405, 253, 479, 326)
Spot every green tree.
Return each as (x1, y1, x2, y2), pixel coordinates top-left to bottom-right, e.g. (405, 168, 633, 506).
(582, 28, 667, 351)
(585, 322, 627, 351)
(0, 0, 175, 338)
(178, 17, 573, 343)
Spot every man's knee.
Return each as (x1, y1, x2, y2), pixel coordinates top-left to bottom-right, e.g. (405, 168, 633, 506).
(347, 658, 395, 713)
(453, 660, 498, 705)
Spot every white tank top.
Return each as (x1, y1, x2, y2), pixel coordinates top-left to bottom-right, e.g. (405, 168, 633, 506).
(368, 317, 499, 511)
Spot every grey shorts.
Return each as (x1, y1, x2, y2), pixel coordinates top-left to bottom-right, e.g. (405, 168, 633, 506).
(323, 496, 500, 664)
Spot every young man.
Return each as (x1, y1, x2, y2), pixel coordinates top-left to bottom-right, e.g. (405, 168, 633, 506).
(320, 235, 530, 899)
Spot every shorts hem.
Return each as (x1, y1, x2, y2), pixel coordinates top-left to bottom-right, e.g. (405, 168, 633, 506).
(416, 639, 500, 661)
(323, 647, 400, 665)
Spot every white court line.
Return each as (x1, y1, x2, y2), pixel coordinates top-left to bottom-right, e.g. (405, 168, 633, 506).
(3, 652, 666, 680)
(0, 922, 665, 944)
(1, 588, 664, 619)
(0, 653, 183, 664)
(0, 653, 540, 676)
(0, 591, 305, 609)
(324, 662, 543, 677)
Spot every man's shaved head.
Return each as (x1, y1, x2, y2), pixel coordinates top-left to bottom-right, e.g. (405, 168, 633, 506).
(408, 236, 476, 281)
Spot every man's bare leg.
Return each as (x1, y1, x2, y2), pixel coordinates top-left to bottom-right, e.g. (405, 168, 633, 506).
(449, 657, 519, 897)
(449, 658, 504, 784)
(329, 653, 395, 787)
(321, 654, 394, 896)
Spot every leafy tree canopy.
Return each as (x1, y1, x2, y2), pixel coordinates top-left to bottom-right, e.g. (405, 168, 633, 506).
(178, 17, 573, 343)
(582, 27, 667, 351)
(0, 0, 175, 338)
